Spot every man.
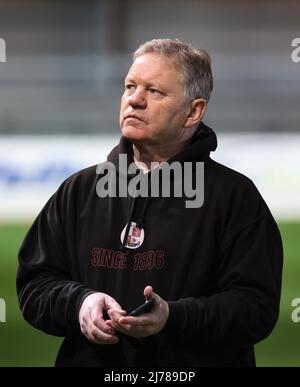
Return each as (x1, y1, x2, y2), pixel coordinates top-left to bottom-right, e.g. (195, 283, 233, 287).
(17, 39, 283, 367)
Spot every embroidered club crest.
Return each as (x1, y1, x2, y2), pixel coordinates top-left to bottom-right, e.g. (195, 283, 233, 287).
(120, 222, 145, 249)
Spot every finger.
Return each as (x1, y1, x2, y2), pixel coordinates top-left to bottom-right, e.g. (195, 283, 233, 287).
(81, 323, 118, 345)
(144, 285, 153, 301)
(108, 309, 127, 323)
(107, 310, 131, 332)
(108, 310, 132, 331)
(87, 304, 114, 334)
(105, 319, 115, 329)
(115, 322, 132, 332)
(90, 326, 119, 345)
(113, 323, 151, 338)
(104, 297, 125, 313)
(93, 315, 115, 335)
(118, 316, 151, 326)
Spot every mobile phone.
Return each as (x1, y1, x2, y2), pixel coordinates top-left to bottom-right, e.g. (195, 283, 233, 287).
(128, 298, 156, 317)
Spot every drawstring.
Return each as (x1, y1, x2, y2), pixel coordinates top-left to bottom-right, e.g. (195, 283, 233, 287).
(120, 195, 137, 251)
(119, 169, 152, 251)
(119, 195, 150, 251)
(135, 196, 149, 229)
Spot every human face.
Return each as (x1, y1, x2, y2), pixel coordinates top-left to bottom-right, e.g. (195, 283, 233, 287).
(119, 53, 190, 147)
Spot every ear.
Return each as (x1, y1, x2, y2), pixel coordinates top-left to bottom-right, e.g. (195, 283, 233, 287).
(183, 98, 207, 128)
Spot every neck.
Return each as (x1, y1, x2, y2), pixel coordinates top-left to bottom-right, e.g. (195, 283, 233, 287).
(132, 130, 195, 172)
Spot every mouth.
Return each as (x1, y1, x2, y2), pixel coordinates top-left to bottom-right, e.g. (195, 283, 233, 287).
(125, 115, 144, 123)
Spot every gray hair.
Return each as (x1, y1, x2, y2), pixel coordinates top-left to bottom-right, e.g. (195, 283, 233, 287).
(133, 38, 213, 102)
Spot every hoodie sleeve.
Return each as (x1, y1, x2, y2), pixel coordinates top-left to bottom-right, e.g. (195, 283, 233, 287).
(162, 179, 283, 347)
(17, 178, 96, 337)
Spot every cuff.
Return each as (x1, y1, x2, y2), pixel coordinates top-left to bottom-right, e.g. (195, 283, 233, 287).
(161, 300, 185, 336)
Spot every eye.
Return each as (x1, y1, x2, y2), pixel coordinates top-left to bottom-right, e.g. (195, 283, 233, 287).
(125, 84, 136, 92)
(149, 88, 162, 95)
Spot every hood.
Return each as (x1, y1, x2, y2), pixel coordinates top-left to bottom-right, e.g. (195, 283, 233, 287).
(107, 121, 217, 165)
(106, 121, 217, 251)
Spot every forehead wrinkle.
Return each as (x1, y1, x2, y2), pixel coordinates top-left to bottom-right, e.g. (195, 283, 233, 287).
(125, 62, 185, 94)
(125, 74, 162, 89)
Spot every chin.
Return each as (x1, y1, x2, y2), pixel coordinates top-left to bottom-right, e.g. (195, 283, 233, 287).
(121, 126, 147, 143)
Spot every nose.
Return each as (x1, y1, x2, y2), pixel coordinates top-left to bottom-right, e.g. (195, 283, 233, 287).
(128, 87, 147, 109)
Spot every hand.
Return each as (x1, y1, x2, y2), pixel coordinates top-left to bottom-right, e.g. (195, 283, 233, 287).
(79, 292, 126, 345)
(107, 286, 169, 338)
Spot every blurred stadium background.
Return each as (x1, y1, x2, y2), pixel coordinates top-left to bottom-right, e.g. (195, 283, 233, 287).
(0, 0, 299, 366)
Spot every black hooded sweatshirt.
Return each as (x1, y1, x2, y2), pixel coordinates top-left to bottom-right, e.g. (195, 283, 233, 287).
(17, 123, 283, 367)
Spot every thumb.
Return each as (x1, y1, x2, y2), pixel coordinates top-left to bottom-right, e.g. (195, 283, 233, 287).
(144, 285, 153, 301)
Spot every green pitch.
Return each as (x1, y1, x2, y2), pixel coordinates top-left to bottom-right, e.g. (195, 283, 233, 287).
(0, 222, 299, 367)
